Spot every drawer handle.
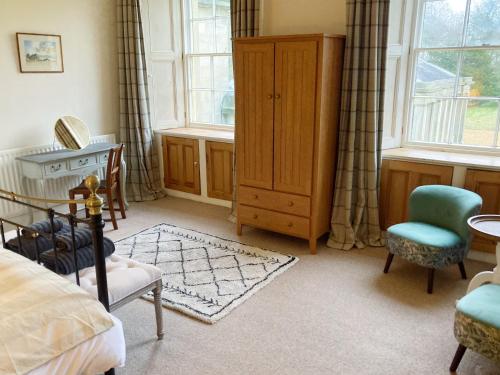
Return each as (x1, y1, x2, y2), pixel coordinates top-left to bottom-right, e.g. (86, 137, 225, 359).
(253, 194, 258, 199)
(79, 158, 89, 166)
(253, 214, 258, 219)
(288, 222, 293, 227)
(50, 163, 62, 172)
(288, 201, 294, 207)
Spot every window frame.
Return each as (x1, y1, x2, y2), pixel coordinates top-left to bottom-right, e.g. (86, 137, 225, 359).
(181, 0, 235, 130)
(402, 0, 500, 153)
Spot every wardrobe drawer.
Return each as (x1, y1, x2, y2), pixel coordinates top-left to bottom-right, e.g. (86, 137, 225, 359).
(238, 205, 310, 239)
(238, 186, 311, 217)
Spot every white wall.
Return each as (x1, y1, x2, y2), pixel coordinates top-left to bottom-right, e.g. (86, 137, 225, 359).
(0, 0, 118, 150)
(262, 0, 346, 36)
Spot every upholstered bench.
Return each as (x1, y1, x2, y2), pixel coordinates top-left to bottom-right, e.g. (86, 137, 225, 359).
(65, 254, 164, 339)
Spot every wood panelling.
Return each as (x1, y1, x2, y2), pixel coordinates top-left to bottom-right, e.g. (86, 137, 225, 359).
(273, 40, 317, 195)
(206, 141, 233, 201)
(162, 136, 200, 195)
(238, 186, 311, 217)
(379, 160, 453, 229)
(464, 169, 500, 254)
(234, 34, 345, 253)
(234, 42, 275, 189)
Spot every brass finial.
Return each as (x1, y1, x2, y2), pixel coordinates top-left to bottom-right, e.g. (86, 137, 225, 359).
(85, 175, 103, 216)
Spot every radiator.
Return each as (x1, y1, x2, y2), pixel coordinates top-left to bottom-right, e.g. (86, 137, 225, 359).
(0, 134, 116, 219)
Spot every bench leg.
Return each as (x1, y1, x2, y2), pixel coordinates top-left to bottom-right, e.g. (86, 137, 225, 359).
(153, 280, 164, 340)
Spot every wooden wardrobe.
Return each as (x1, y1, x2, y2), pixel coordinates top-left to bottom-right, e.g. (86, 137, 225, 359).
(234, 34, 345, 253)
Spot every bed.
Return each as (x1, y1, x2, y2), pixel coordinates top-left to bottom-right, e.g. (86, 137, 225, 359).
(0, 250, 126, 375)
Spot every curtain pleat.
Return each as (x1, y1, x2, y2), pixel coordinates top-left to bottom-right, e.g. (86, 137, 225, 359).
(327, 0, 390, 250)
(117, 0, 164, 202)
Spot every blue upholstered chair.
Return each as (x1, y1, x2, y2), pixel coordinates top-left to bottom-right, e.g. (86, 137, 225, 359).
(383, 185, 482, 293)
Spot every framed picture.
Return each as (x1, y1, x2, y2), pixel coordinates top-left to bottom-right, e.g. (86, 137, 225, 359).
(16, 33, 63, 73)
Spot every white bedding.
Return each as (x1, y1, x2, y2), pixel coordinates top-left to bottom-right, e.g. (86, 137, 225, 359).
(28, 314, 126, 375)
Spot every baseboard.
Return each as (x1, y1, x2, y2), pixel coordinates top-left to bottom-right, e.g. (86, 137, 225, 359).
(467, 249, 496, 265)
(164, 188, 232, 208)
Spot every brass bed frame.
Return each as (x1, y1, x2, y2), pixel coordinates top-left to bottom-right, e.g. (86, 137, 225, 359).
(0, 175, 116, 375)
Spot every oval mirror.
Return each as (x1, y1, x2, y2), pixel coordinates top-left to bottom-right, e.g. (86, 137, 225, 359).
(54, 116, 90, 150)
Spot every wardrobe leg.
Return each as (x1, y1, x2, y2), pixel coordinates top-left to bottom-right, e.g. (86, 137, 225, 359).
(309, 238, 317, 255)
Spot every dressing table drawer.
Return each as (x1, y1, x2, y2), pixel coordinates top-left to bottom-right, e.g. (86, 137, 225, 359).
(69, 155, 97, 170)
(98, 152, 109, 164)
(44, 162, 67, 175)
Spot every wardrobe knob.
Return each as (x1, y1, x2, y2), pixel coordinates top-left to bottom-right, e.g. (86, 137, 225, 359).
(275, 93, 281, 99)
(253, 194, 258, 199)
(267, 94, 273, 99)
(288, 201, 294, 207)
(288, 222, 293, 227)
(253, 214, 258, 219)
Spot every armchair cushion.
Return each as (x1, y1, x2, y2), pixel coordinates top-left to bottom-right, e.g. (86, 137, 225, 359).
(388, 222, 463, 249)
(457, 284, 500, 330)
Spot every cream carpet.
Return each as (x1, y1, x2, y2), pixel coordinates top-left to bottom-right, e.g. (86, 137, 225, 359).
(102, 197, 500, 375)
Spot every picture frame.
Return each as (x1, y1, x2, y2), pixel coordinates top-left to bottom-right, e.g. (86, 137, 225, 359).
(16, 33, 64, 73)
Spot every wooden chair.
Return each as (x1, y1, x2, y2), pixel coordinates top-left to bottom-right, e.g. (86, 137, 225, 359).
(69, 144, 126, 230)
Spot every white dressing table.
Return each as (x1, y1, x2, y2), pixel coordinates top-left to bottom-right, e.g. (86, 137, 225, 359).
(17, 143, 128, 208)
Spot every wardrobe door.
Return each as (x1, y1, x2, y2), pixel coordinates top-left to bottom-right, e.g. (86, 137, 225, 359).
(235, 42, 275, 190)
(273, 41, 317, 196)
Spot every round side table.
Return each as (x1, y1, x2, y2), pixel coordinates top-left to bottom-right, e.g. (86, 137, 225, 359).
(467, 215, 500, 292)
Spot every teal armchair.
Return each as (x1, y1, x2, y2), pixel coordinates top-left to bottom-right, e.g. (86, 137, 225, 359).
(383, 185, 482, 293)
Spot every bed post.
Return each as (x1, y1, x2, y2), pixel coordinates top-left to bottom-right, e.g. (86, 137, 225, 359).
(85, 176, 110, 312)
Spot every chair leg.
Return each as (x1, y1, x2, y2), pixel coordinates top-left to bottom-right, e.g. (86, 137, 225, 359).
(107, 189, 118, 230)
(69, 191, 77, 215)
(83, 193, 90, 218)
(427, 268, 435, 294)
(383, 253, 394, 273)
(458, 262, 467, 280)
(153, 280, 164, 340)
(450, 344, 467, 372)
(116, 186, 126, 219)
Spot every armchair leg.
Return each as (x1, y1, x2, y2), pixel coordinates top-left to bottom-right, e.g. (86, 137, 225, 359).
(458, 262, 467, 280)
(383, 253, 394, 273)
(427, 268, 435, 294)
(450, 344, 467, 372)
(153, 280, 164, 340)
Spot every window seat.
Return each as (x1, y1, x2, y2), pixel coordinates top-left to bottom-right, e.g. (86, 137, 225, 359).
(154, 127, 234, 143)
(383, 148, 500, 171)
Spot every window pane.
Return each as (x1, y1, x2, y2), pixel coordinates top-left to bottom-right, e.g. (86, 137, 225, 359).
(409, 97, 455, 143)
(190, 56, 212, 89)
(461, 100, 498, 146)
(190, 90, 213, 123)
(213, 56, 232, 90)
(215, 17, 231, 53)
(414, 51, 459, 97)
(190, 0, 213, 19)
(466, 0, 500, 46)
(215, 0, 230, 17)
(420, 0, 466, 48)
(214, 91, 235, 125)
(191, 20, 215, 53)
(460, 50, 500, 97)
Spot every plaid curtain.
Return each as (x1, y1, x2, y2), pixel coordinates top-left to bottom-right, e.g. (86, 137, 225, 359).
(229, 0, 260, 221)
(327, 0, 389, 250)
(117, 0, 164, 202)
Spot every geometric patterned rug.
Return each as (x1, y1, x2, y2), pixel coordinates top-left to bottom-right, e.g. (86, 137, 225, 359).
(114, 223, 298, 323)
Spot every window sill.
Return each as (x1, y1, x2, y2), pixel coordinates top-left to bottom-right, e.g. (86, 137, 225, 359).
(155, 127, 234, 143)
(382, 147, 500, 171)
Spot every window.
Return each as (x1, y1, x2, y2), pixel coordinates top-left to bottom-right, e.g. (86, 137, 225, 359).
(406, 0, 500, 149)
(183, 0, 234, 127)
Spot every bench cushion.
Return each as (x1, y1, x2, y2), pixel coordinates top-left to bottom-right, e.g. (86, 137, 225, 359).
(65, 254, 162, 306)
